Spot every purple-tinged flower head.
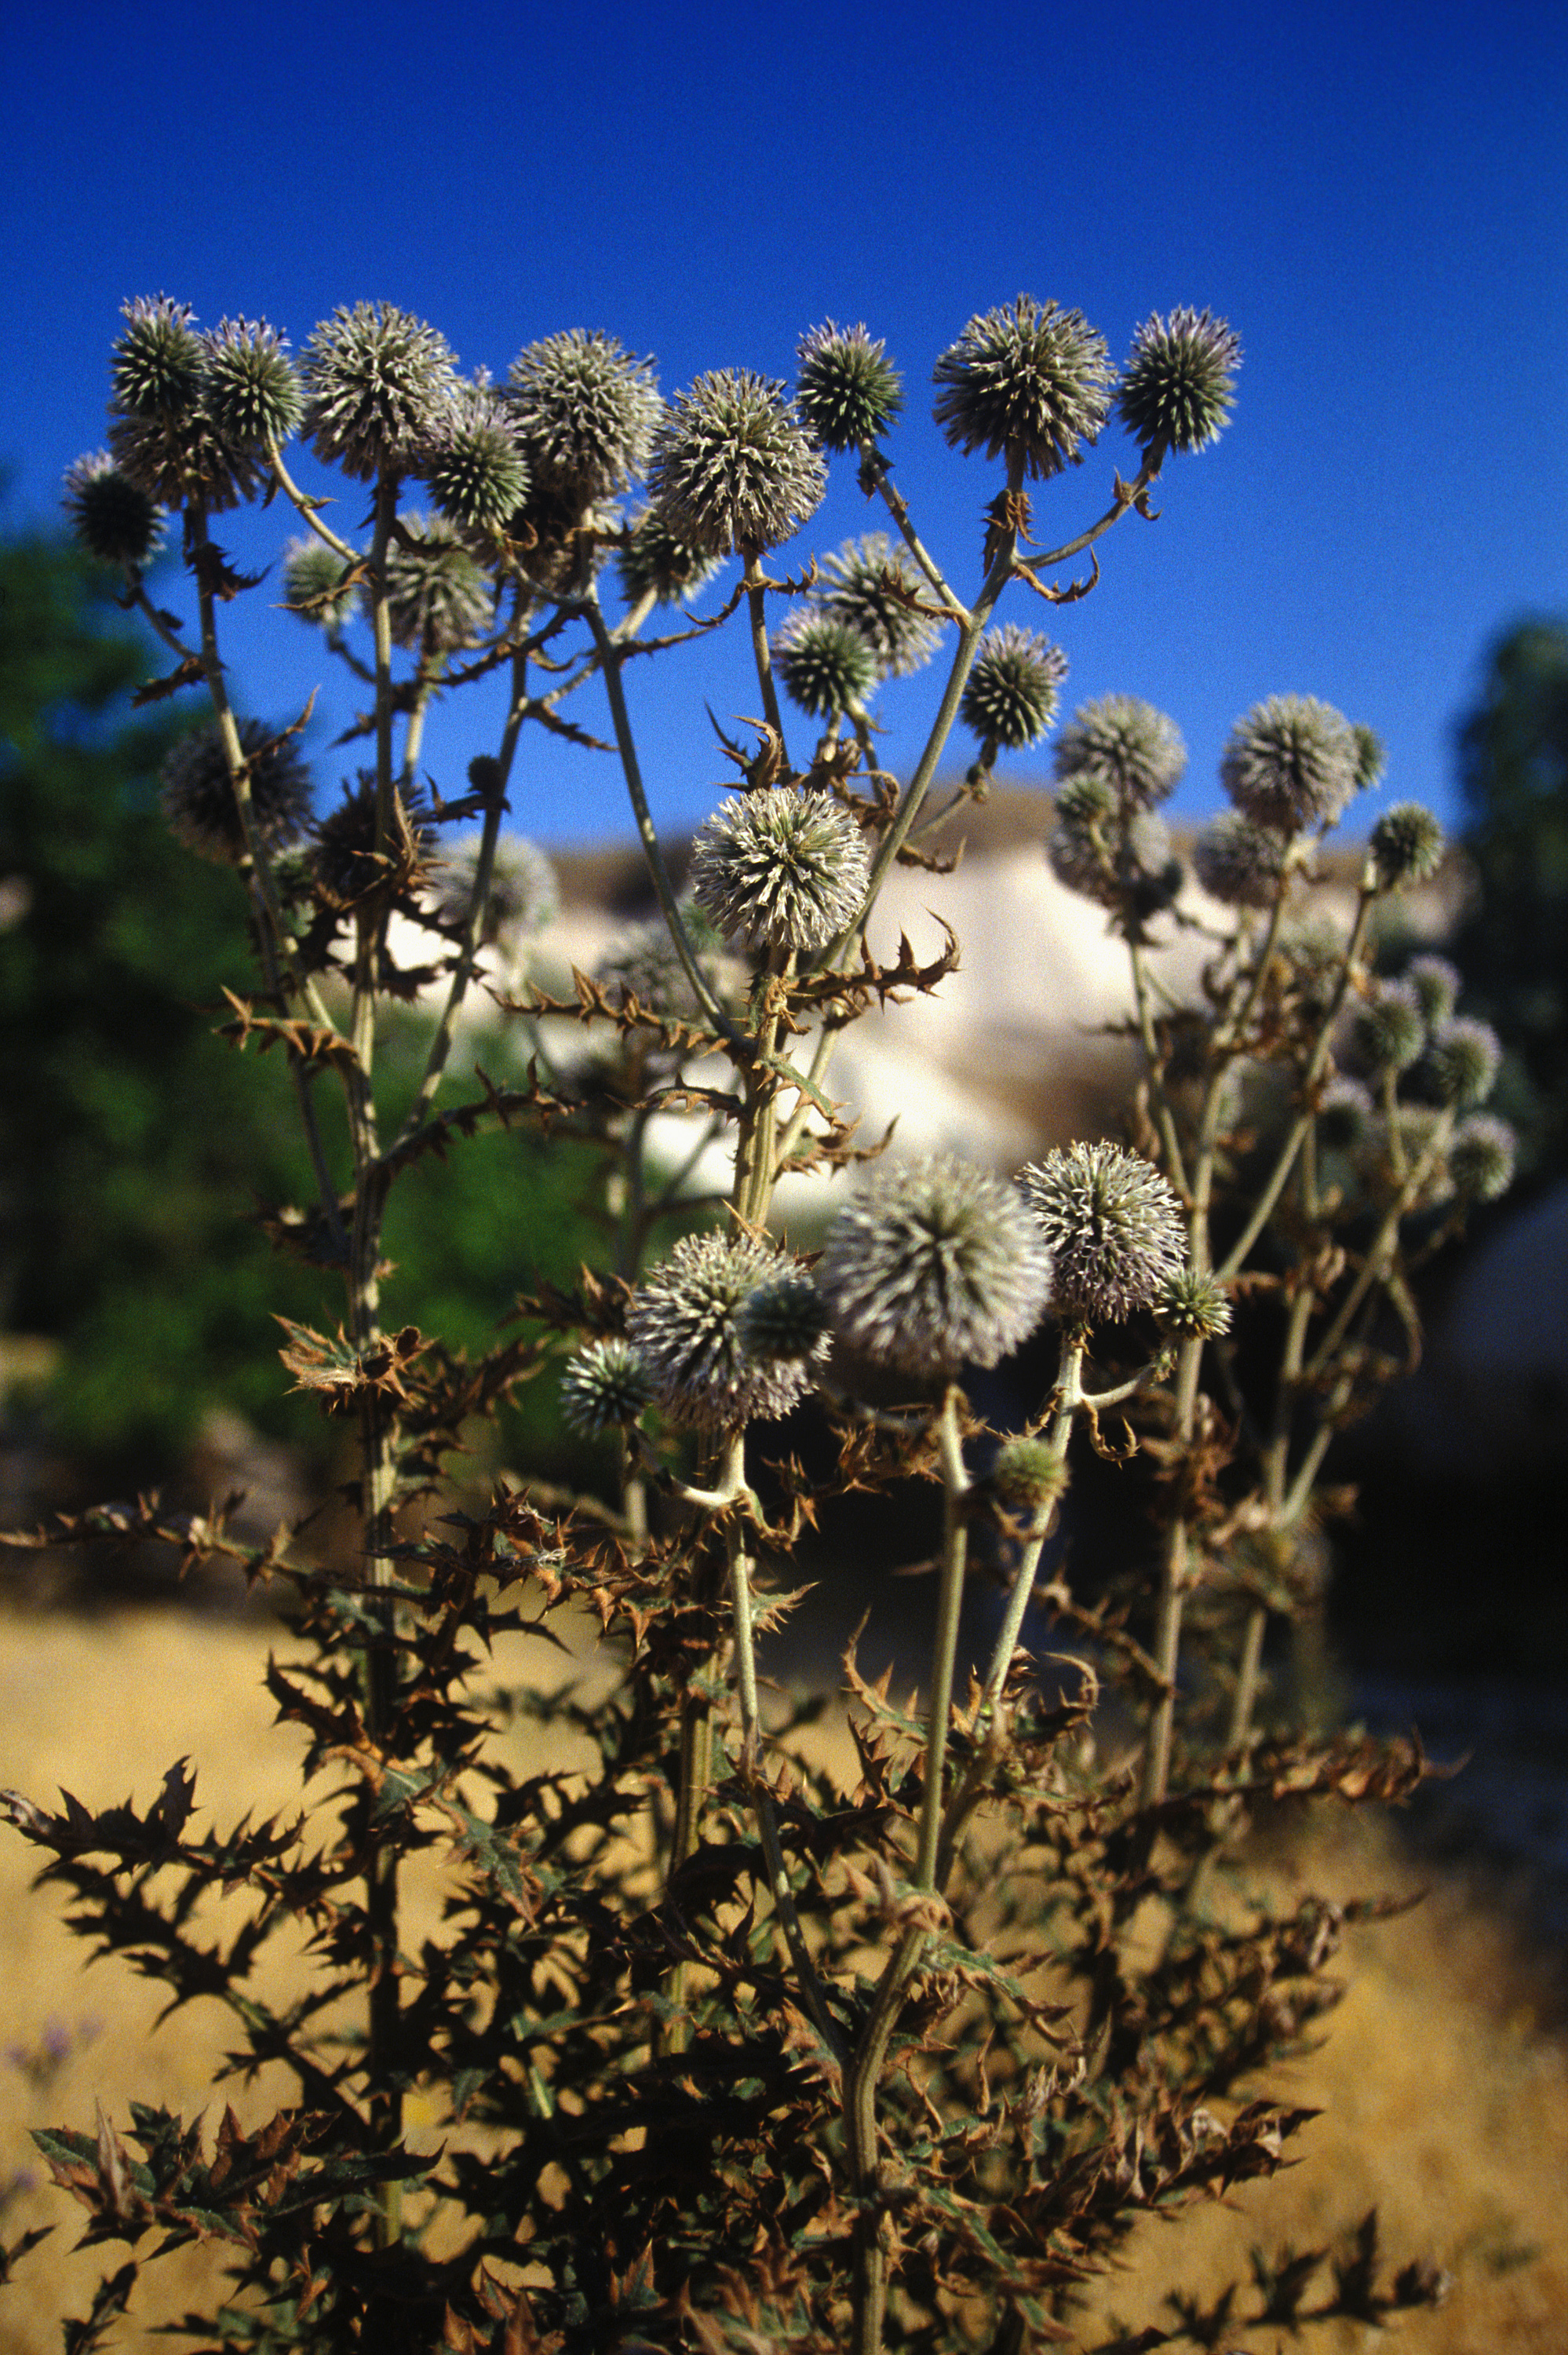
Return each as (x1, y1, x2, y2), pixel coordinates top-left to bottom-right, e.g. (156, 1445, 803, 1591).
(961, 624, 1067, 750)
(647, 371, 826, 556)
(617, 505, 726, 608)
(1449, 1112, 1516, 1202)
(1154, 1266, 1233, 1342)
(819, 533, 944, 677)
(1348, 977, 1425, 1076)
(108, 299, 264, 513)
(771, 607, 878, 719)
(795, 320, 903, 453)
(932, 295, 1114, 480)
(559, 1338, 652, 1437)
(159, 718, 312, 866)
(383, 513, 493, 655)
(690, 786, 870, 954)
(62, 451, 165, 571)
(1406, 953, 1460, 1028)
(1019, 1142, 1187, 1325)
(816, 1154, 1053, 1376)
(1369, 801, 1445, 891)
(626, 1234, 822, 1430)
(200, 318, 301, 451)
(505, 330, 661, 503)
(1115, 307, 1241, 459)
(1315, 1075, 1376, 1153)
(421, 380, 531, 533)
(283, 537, 359, 633)
(301, 302, 459, 481)
(1220, 696, 1362, 833)
(1053, 695, 1187, 809)
(735, 1273, 833, 1367)
(1192, 810, 1290, 911)
(1422, 1016, 1502, 1110)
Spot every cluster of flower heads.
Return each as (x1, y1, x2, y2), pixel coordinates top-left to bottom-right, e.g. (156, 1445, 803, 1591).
(1329, 951, 1513, 1203)
(1044, 696, 1189, 922)
(689, 787, 870, 955)
(625, 1235, 829, 1432)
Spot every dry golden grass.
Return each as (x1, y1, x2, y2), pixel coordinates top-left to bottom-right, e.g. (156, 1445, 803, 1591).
(0, 1606, 1563, 2352)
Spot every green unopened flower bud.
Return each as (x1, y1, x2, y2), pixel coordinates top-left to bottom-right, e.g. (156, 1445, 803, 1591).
(1369, 801, 1444, 890)
(1220, 696, 1362, 832)
(795, 320, 903, 452)
(201, 317, 301, 450)
(560, 1338, 652, 1435)
(1406, 953, 1460, 1026)
(991, 1437, 1069, 1518)
(617, 506, 726, 607)
(736, 1275, 832, 1365)
(159, 718, 313, 865)
(385, 513, 492, 653)
(771, 608, 878, 718)
(1449, 1112, 1516, 1202)
(1422, 1016, 1501, 1109)
(932, 294, 1114, 480)
(1020, 1142, 1186, 1324)
(819, 534, 943, 677)
(627, 1236, 819, 1430)
(1154, 1266, 1233, 1341)
(1053, 695, 1186, 808)
(1349, 979, 1425, 1075)
(690, 786, 870, 954)
(302, 301, 458, 481)
(506, 329, 660, 502)
(421, 383, 531, 531)
(961, 623, 1067, 750)
(283, 537, 359, 632)
(1115, 307, 1241, 458)
(647, 371, 826, 556)
(62, 451, 165, 569)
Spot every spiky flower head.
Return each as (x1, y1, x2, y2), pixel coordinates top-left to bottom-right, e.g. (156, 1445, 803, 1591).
(1353, 724, 1387, 788)
(617, 506, 726, 608)
(689, 786, 870, 954)
(815, 1154, 1053, 1376)
(159, 718, 313, 865)
(1052, 695, 1186, 809)
(108, 300, 264, 512)
(301, 302, 458, 480)
(312, 773, 432, 905)
(795, 319, 903, 452)
(771, 607, 878, 719)
(1369, 801, 1445, 891)
(1019, 1142, 1186, 1324)
(1348, 977, 1425, 1075)
(1422, 1016, 1501, 1110)
(1315, 1075, 1376, 1153)
(200, 317, 301, 450)
(559, 1338, 652, 1436)
(647, 371, 826, 556)
(1192, 810, 1289, 910)
(1154, 1266, 1233, 1342)
(1449, 1112, 1516, 1202)
(1220, 695, 1362, 833)
(428, 831, 559, 946)
(961, 624, 1068, 750)
(283, 537, 359, 632)
(1048, 804, 1182, 919)
(819, 532, 943, 677)
(62, 451, 164, 569)
(1406, 954, 1460, 1027)
(110, 294, 204, 421)
(990, 1437, 1069, 1517)
(505, 330, 660, 504)
(735, 1274, 833, 1367)
(932, 295, 1114, 480)
(384, 513, 493, 654)
(626, 1234, 820, 1430)
(1115, 307, 1241, 458)
(421, 382, 531, 532)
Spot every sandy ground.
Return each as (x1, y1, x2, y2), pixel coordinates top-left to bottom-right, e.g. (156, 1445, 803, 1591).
(0, 1607, 1563, 2353)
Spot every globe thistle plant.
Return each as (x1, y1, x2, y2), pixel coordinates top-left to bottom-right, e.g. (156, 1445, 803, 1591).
(795, 320, 903, 453)
(617, 506, 726, 608)
(312, 774, 432, 905)
(301, 302, 458, 480)
(1315, 1075, 1376, 1153)
(1154, 1266, 1234, 1342)
(110, 294, 205, 423)
(108, 301, 264, 513)
(1192, 810, 1289, 910)
(1115, 308, 1241, 460)
(559, 1338, 652, 1437)
(384, 514, 493, 654)
(647, 372, 827, 557)
(421, 383, 531, 533)
(819, 533, 943, 677)
(1368, 801, 1445, 891)
(159, 719, 313, 865)
(735, 1274, 833, 1367)
(1220, 696, 1362, 833)
(771, 608, 878, 719)
(1348, 977, 1425, 1077)
(1019, 1142, 1187, 1325)
(283, 538, 360, 633)
(1406, 954, 1460, 1028)
(1421, 1015, 1502, 1110)
(625, 1234, 820, 1430)
(62, 451, 165, 570)
(990, 1437, 1069, 1517)
(1352, 723, 1387, 788)
(689, 787, 870, 955)
(1448, 1112, 1516, 1202)
(1053, 695, 1187, 808)
(505, 330, 660, 505)
(932, 294, 1114, 480)
(200, 318, 302, 451)
(428, 831, 560, 947)
(961, 624, 1068, 750)
(1048, 803, 1182, 921)
(815, 1155, 1053, 1376)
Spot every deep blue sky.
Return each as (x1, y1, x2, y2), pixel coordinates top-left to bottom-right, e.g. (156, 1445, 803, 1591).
(3, 0, 1564, 847)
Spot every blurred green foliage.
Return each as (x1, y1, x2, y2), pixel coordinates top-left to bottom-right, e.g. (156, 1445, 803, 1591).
(0, 530, 602, 1481)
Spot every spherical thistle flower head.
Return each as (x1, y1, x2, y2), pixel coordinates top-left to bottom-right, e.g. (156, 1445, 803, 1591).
(559, 1338, 652, 1437)
(735, 1274, 833, 1367)
(991, 1436, 1069, 1518)
(505, 330, 661, 503)
(110, 295, 204, 422)
(1404, 953, 1460, 1028)
(961, 623, 1068, 750)
(312, 772, 432, 906)
(1192, 810, 1289, 911)
(108, 305, 265, 513)
(1019, 1141, 1186, 1325)
(1348, 977, 1425, 1076)
(626, 1234, 820, 1430)
(1052, 694, 1187, 809)
(159, 718, 313, 865)
(1369, 801, 1445, 892)
(795, 319, 903, 452)
(62, 451, 165, 570)
(383, 513, 494, 654)
(1048, 804, 1181, 920)
(932, 294, 1114, 480)
(200, 317, 301, 451)
(819, 532, 944, 677)
(816, 1155, 1053, 1376)
(428, 830, 559, 945)
(1220, 695, 1362, 833)
(1115, 307, 1241, 458)
(1353, 723, 1387, 789)
(1449, 1112, 1516, 1203)
(647, 371, 826, 557)
(301, 302, 459, 481)
(1422, 1015, 1502, 1110)
(616, 505, 726, 608)
(771, 606, 878, 719)
(421, 383, 531, 533)
(283, 537, 360, 633)
(1154, 1265, 1233, 1342)
(1370, 1104, 1449, 1198)
(689, 786, 870, 954)
(1315, 1074, 1376, 1153)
